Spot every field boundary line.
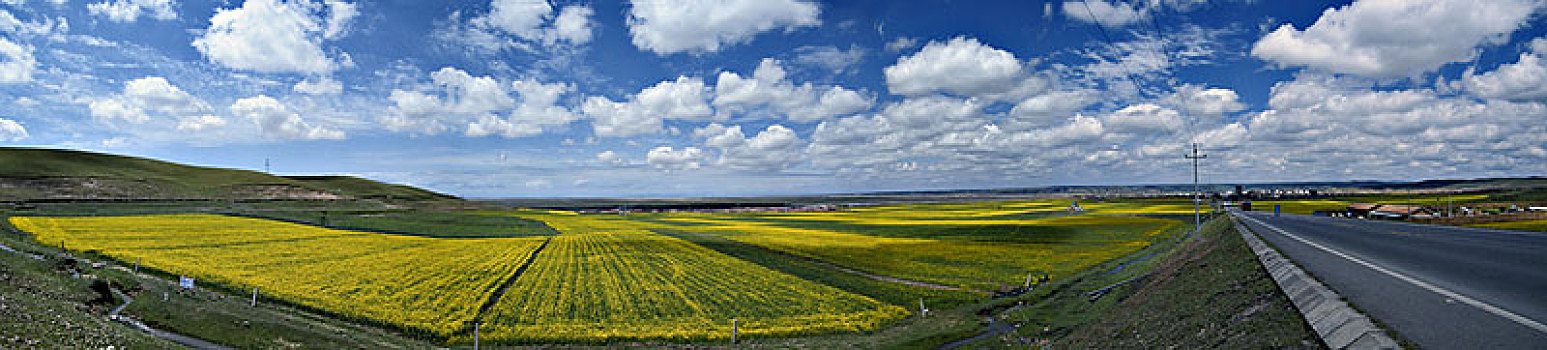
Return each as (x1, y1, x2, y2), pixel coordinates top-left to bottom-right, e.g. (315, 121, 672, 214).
(1231, 212, 1400, 349)
(470, 236, 553, 326)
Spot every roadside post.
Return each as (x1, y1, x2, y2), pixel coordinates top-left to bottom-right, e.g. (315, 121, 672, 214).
(251, 287, 258, 307)
(1275, 205, 1281, 217)
(732, 318, 739, 344)
(473, 321, 481, 350)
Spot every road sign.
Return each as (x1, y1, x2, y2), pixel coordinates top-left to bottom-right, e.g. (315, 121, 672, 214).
(179, 276, 195, 290)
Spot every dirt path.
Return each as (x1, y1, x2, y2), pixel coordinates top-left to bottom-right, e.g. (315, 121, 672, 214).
(0, 242, 43, 260)
(939, 317, 1016, 349)
(107, 289, 234, 350)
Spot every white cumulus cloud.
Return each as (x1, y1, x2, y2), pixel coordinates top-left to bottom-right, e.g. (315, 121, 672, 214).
(1461, 44, 1547, 101)
(713, 58, 872, 123)
(884, 37, 1029, 100)
(1100, 103, 1185, 134)
(466, 79, 579, 138)
(627, 0, 820, 55)
(385, 67, 577, 138)
(293, 77, 343, 94)
(582, 76, 712, 137)
(596, 150, 625, 166)
(230, 95, 344, 140)
(470, 0, 594, 46)
(0, 37, 34, 83)
(1161, 85, 1247, 117)
(87, 0, 177, 22)
(0, 118, 27, 141)
(175, 115, 227, 132)
(1250, 0, 1544, 79)
(1061, 0, 1146, 27)
(192, 0, 358, 75)
(88, 77, 210, 125)
(384, 67, 512, 135)
(646, 146, 706, 170)
(695, 123, 805, 170)
(792, 45, 865, 74)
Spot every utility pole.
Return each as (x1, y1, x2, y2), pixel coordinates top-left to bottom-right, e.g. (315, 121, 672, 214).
(264, 158, 270, 173)
(1185, 143, 1207, 238)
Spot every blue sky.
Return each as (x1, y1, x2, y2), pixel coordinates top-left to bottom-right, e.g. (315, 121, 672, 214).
(1, 0, 1546, 197)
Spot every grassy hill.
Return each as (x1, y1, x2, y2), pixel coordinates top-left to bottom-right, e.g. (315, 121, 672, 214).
(0, 148, 455, 201)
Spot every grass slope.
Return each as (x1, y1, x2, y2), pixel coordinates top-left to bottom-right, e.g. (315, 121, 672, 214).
(0, 247, 174, 348)
(0, 147, 454, 201)
(973, 216, 1321, 348)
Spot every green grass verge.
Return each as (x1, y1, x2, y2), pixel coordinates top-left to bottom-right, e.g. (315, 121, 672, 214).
(124, 279, 434, 349)
(989, 215, 1322, 348)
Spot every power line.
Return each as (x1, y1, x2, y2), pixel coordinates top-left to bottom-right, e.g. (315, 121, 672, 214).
(1077, 0, 1153, 99)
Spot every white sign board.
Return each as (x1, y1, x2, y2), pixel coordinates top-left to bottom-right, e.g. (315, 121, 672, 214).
(179, 276, 194, 290)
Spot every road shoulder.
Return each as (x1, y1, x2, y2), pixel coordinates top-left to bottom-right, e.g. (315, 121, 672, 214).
(1231, 212, 1400, 349)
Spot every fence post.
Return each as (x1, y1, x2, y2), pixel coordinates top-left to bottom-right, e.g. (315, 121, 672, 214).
(732, 318, 738, 344)
(251, 287, 258, 307)
(133, 258, 140, 274)
(473, 321, 480, 350)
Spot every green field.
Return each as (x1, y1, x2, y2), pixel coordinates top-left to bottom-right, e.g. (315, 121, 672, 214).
(1468, 219, 1547, 232)
(241, 210, 559, 238)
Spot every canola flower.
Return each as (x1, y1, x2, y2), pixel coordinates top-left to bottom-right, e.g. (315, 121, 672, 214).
(11, 215, 545, 337)
(12, 201, 1185, 344)
(469, 213, 909, 343)
(647, 213, 1174, 291)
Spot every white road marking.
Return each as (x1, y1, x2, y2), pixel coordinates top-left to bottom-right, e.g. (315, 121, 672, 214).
(1236, 213, 1547, 335)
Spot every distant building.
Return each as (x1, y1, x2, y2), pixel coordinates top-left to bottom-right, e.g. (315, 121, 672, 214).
(1370, 205, 1428, 219)
(1347, 203, 1379, 218)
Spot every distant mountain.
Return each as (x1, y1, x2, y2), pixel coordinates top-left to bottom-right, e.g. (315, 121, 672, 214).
(0, 148, 455, 201)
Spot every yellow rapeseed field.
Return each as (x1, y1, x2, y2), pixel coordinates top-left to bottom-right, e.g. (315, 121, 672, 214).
(11, 214, 546, 337)
(10, 200, 1187, 344)
(647, 212, 1176, 290)
(471, 213, 909, 343)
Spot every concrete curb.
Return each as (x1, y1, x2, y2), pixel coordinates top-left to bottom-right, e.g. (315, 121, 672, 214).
(1229, 213, 1400, 350)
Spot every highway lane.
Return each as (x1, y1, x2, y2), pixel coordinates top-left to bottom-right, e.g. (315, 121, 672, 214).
(1233, 210, 1547, 349)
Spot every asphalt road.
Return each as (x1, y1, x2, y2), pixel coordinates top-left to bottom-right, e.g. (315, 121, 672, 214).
(1233, 210, 1547, 349)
